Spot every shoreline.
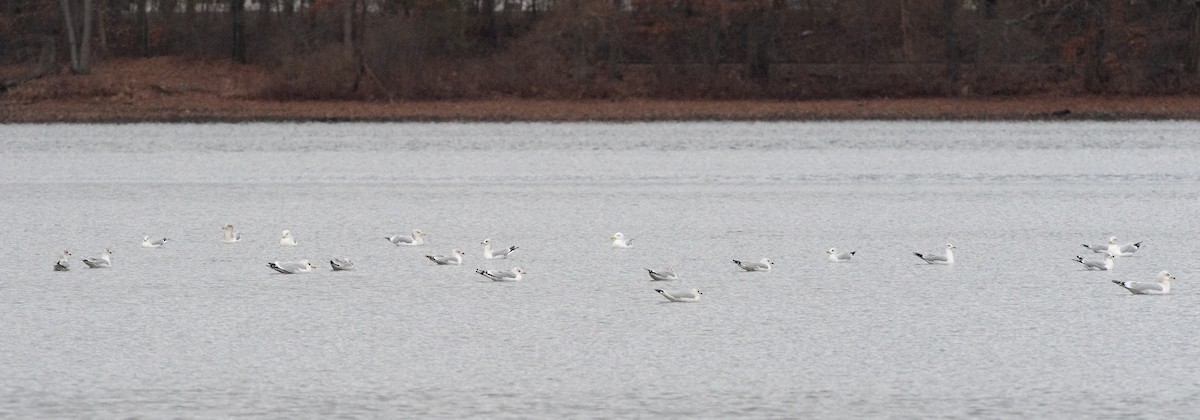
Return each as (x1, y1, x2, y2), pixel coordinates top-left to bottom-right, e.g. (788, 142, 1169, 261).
(4, 96, 1200, 123)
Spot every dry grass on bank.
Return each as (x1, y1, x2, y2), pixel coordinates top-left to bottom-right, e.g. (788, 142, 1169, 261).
(3, 57, 1200, 122)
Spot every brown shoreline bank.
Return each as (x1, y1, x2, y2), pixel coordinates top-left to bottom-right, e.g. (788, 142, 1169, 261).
(3, 58, 1199, 123)
(4, 96, 1200, 123)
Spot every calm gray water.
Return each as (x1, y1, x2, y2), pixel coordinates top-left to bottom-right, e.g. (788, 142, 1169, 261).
(2, 121, 1199, 418)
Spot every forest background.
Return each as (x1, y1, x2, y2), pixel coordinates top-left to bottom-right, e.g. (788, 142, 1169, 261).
(3, 0, 1200, 121)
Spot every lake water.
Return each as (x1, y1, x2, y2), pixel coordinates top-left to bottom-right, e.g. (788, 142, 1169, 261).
(2, 121, 1199, 417)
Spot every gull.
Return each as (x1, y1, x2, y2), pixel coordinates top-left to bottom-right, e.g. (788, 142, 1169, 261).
(279, 230, 297, 246)
(221, 224, 241, 243)
(1083, 236, 1143, 257)
(1074, 253, 1114, 271)
(330, 257, 354, 271)
(385, 229, 427, 246)
(268, 259, 317, 274)
(1113, 270, 1174, 295)
(655, 289, 702, 302)
(610, 232, 633, 248)
(426, 249, 466, 265)
(476, 266, 526, 282)
(54, 250, 72, 271)
(141, 235, 169, 248)
(82, 248, 113, 268)
(733, 258, 773, 272)
(481, 238, 518, 259)
(827, 248, 856, 262)
(913, 243, 956, 264)
(1110, 238, 1144, 257)
(645, 267, 678, 281)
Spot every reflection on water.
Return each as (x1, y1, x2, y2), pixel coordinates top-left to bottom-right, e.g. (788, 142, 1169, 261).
(1, 122, 1198, 417)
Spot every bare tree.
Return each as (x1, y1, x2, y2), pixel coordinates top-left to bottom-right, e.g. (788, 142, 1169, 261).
(59, 0, 94, 74)
(232, 0, 246, 63)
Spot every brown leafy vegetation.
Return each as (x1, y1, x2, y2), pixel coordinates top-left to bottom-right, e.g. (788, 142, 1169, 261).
(3, 0, 1200, 121)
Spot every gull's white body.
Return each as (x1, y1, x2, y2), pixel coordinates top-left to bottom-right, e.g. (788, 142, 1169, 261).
(1074, 254, 1114, 271)
(646, 267, 678, 281)
(268, 259, 317, 274)
(733, 258, 773, 272)
(82, 248, 113, 268)
(1113, 270, 1174, 295)
(221, 224, 241, 243)
(330, 257, 354, 271)
(386, 230, 427, 246)
(610, 232, 633, 248)
(827, 248, 856, 262)
(279, 230, 297, 246)
(655, 289, 702, 302)
(54, 250, 72, 271)
(481, 239, 518, 259)
(914, 244, 956, 264)
(476, 266, 526, 282)
(142, 235, 168, 248)
(426, 249, 466, 265)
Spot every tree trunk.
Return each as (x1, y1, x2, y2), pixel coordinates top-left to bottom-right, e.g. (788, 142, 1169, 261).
(60, 0, 80, 72)
(80, 0, 92, 73)
(1186, 2, 1199, 74)
(232, 0, 246, 63)
(1083, 1, 1108, 92)
(942, 0, 959, 82)
(136, 0, 148, 56)
(59, 0, 93, 74)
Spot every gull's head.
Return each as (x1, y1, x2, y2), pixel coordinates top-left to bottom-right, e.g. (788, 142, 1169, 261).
(454, 249, 465, 256)
(104, 248, 113, 255)
(223, 224, 233, 230)
(413, 229, 426, 237)
(1109, 236, 1118, 244)
(946, 243, 956, 249)
(63, 250, 72, 256)
(481, 238, 491, 245)
(827, 248, 837, 254)
(306, 260, 318, 269)
(762, 258, 774, 265)
(1158, 270, 1175, 282)
(514, 267, 527, 275)
(694, 289, 703, 295)
(282, 230, 291, 237)
(611, 232, 623, 240)
(143, 235, 150, 241)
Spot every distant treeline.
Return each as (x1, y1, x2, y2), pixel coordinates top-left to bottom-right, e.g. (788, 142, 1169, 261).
(5, 0, 1200, 99)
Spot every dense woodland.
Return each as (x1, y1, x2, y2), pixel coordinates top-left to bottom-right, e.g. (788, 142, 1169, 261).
(3, 0, 1200, 100)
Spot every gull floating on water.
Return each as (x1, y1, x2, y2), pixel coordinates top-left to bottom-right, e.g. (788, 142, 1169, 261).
(1074, 253, 1114, 271)
(1113, 270, 1174, 295)
(481, 238, 518, 259)
(330, 257, 354, 271)
(268, 259, 317, 274)
(733, 258, 773, 272)
(82, 248, 113, 268)
(426, 249, 466, 265)
(279, 230, 297, 246)
(54, 250, 72, 271)
(646, 267, 678, 281)
(827, 248, 856, 262)
(476, 266, 526, 282)
(1083, 236, 1143, 257)
(386, 229, 427, 246)
(913, 243, 956, 264)
(655, 289, 702, 302)
(610, 232, 633, 248)
(221, 224, 241, 243)
(142, 235, 168, 248)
